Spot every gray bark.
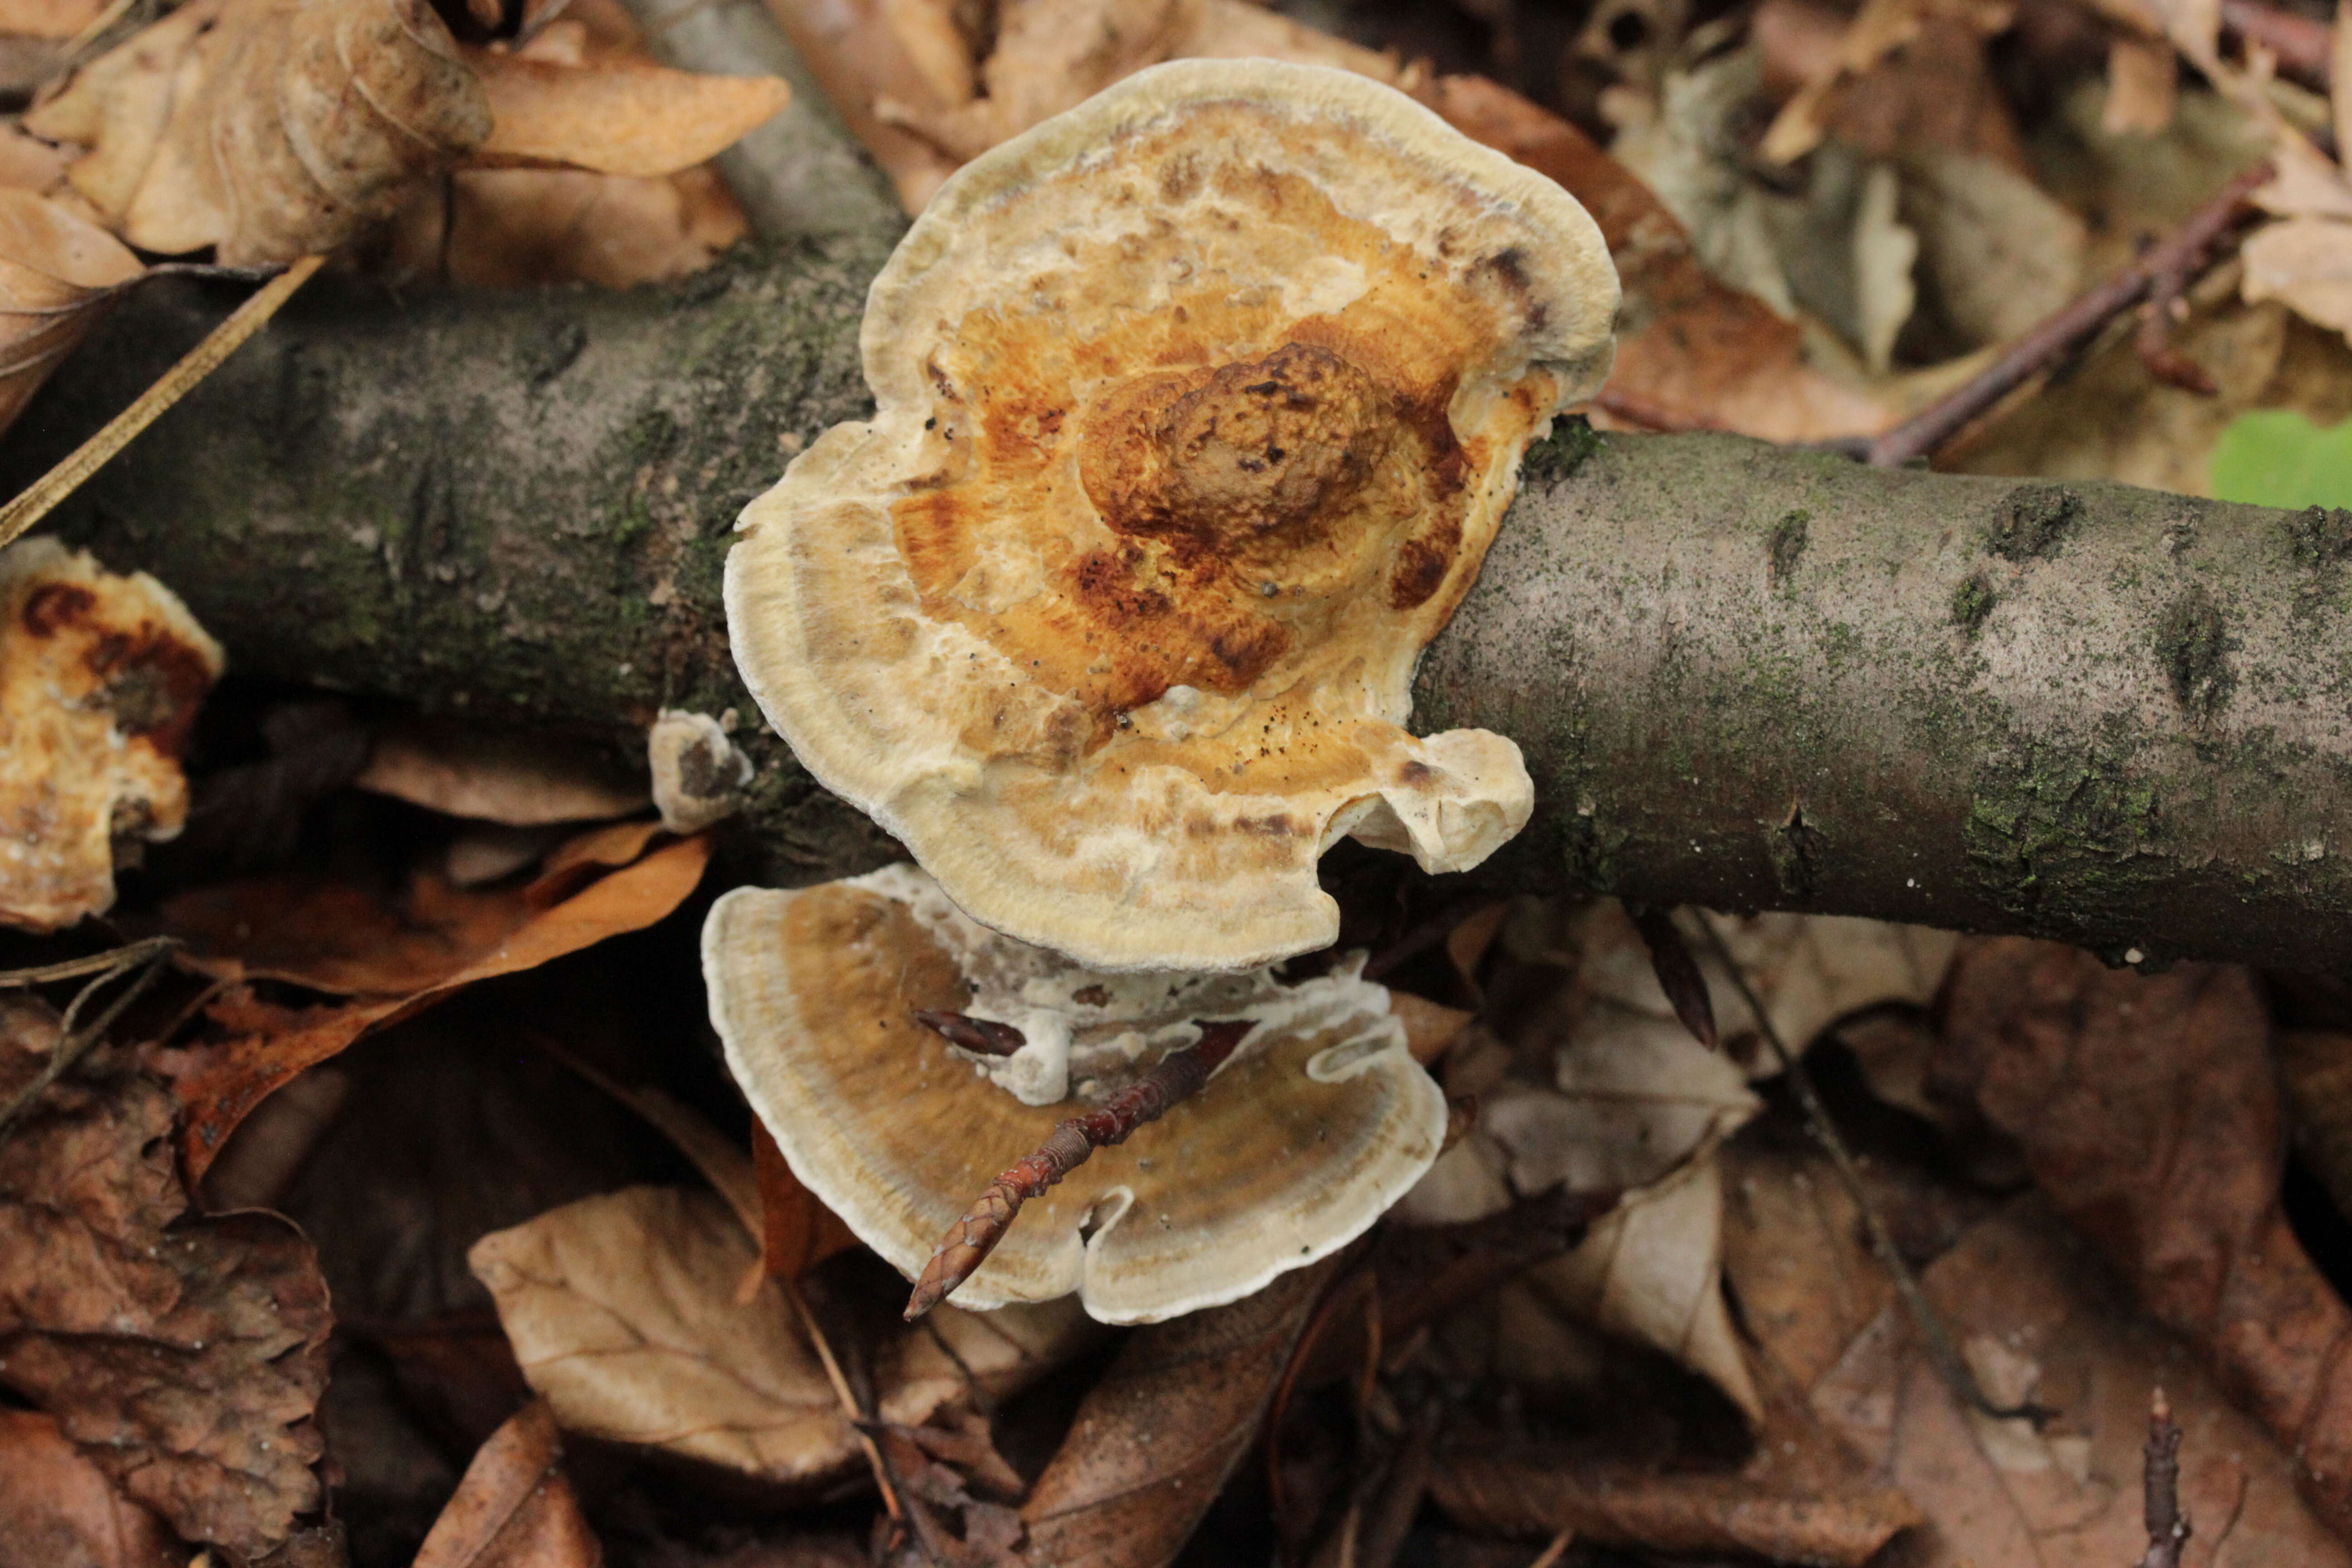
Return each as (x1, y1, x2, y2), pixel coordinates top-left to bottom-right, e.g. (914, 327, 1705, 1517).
(9, 246, 2351, 975)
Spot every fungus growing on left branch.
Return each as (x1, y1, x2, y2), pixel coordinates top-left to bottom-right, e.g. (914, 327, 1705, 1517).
(701, 864, 1446, 1324)
(724, 57, 1619, 972)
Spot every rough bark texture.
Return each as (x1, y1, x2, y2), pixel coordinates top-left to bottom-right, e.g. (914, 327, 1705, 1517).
(8, 247, 2351, 973)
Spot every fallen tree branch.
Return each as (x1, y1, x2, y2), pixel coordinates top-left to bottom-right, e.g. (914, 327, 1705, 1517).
(8, 243, 2352, 974)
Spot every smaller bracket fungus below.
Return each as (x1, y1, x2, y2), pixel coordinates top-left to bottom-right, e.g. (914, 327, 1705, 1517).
(725, 57, 1620, 972)
(702, 864, 1447, 1325)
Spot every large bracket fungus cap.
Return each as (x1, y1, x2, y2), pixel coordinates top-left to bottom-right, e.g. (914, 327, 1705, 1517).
(703, 866, 1446, 1324)
(727, 57, 1618, 972)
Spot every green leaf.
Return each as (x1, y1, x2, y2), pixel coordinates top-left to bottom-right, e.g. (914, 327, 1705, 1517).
(2209, 410, 2352, 509)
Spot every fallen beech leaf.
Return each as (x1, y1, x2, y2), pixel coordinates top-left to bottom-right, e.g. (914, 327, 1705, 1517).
(1387, 990, 1475, 1066)
(27, 0, 492, 263)
(413, 1401, 601, 1568)
(752, 1117, 859, 1283)
(1940, 940, 2352, 1538)
(1809, 1196, 2352, 1567)
(0, 1410, 179, 1568)
(159, 828, 711, 1174)
(0, 1, 109, 36)
(0, 1004, 331, 1559)
(0, 539, 222, 933)
(1429, 1398, 1917, 1566)
(354, 716, 649, 828)
(379, 161, 748, 288)
(1757, 0, 2015, 165)
(1020, 1255, 1342, 1565)
(0, 188, 142, 436)
(470, 1186, 1090, 1486)
(767, 0, 969, 211)
(466, 46, 787, 176)
(2244, 216, 2352, 345)
(1417, 75, 1891, 443)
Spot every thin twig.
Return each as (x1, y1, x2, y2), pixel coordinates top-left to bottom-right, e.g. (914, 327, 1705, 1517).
(784, 1275, 905, 1525)
(2136, 254, 2218, 395)
(0, 938, 177, 1140)
(2139, 1387, 2190, 1568)
(903, 1019, 1255, 1320)
(1525, 1527, 1576, 1568)
(0, 935, 178, 990)
(1863, 161, 2273, 468)
(0, 254, 324, 553)
(1685, 910, 2048, 1422)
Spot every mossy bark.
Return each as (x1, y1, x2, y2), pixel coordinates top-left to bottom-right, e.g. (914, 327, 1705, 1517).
(10, 249, 2351, 974)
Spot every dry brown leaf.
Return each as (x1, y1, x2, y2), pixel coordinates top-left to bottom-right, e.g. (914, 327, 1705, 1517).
(766, 0, 966, 213)
(1020, 1254, 1341, 1565)
(0, 539, 222, 933)
(1429, 1397, 1917, 1565)
(0, 1004, 330, 1560)
(0, 1, 108, 36)
(2105, 32, 2180, 135)
(355, 717, 649, 827)
(466, 45, 786, 176)
(379, 161, 748, 288)
(469, 1185, 1091, 1487)
(0, 1410, 180, 1568)
(1759, 0, 2016, 165)
(1940, 940, 2352, 1538)
(26, 0, 492, 263)
(751, 1117, 860, 1283)
(1417, 75, 1891, 442)
(157, 828, 711, 1174)
(413, 1401, 601, 1568)
(0, 188, 141, 435)
(1808, 1196, 2352, 1567)
(2244, 215, 2352, 344)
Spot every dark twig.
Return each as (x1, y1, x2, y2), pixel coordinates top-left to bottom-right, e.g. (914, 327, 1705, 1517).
(1864, 159, 2274, 468)
(913, 1009, 1029, 1058)
(2140, 1387, 2190, 1568)
(1630, 905, 1718, 1049)
(2221, 0, 2336, 90)
(903, 1019, 1256, 1319)
(0, 936, 178, 1141)
(2137, 253, 2220, 394)
(1685, 910, 2050, 1423)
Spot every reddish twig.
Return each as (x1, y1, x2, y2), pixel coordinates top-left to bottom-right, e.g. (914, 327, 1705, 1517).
(2137, 255, 2219, 395)
(2140, 1387, 2190, 1568)
(1629, 905, 1718, 1049)
(2221, 0, 2336, 90)
(1865, 160, 2274, 468)
(903, 1019, 1256, 1319)
(913, 1009, 1028, 1058)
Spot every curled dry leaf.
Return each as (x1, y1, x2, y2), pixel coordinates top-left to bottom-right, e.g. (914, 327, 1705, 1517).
(469, 1186, 1092, 1487)
(0, 1410, 179, 1568)
(1020, 1254, 1343, 1568)
(0, 1001, 331, 1560)
(465, 44, 788, 176)
(412, 1401, 601, 1568)
(0, 539, 222, 933)
(157, 827, 710, 1175)
(0, 189, 142, 437)
(1940, 939, 2352, 1538)
(354, 716, 650, 827)
(26, 0, 493, 263)
(1415, 74, 1893, 443)
(1806, 1196, 2352, 1567)
(2243, 216, 2352, 345)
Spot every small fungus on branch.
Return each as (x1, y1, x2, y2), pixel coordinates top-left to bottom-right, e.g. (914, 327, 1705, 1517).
(904, 1017, 1255, 1320)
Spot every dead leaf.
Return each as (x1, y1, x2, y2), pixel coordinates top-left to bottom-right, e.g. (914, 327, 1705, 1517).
(1940, 939, 2352, 1537)
(0, 1410, 180, 1568)
(354, 716, 649, 828)
(470, 1185, 1091, 1487)
(1020, 1254, 1342, 1566)
(379, 161, 748, 288)
(413, 1401, 602, 1568)
(1758, 0, 2015, 165)
(157, 828, 711, 1175)
(0, 188, 142, 436)
(2105, 33, 2180, 134)
(0, 1004, 331, 1559)
(465, 45, 787, 176)
(0, 1, 109, 36)
(752, 1117, 859, 1284)
(1418, 74, 1893, 442)
(766, 0, 968, 212)
(0, 538, 223, 933)
(27, 0, 493, 263)
(1809, 1196, 2352, 1567)
(1429, 1397, 1917, 1566)
(2244, 215, 2352, 344)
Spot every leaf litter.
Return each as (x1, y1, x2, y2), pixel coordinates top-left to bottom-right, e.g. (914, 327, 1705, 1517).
(3, 0, 2352, 1563)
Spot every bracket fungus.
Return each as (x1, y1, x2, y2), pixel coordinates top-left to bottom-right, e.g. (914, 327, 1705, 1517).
(726, 58, 1618, 971)
(702, 865, 1446, 1324)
